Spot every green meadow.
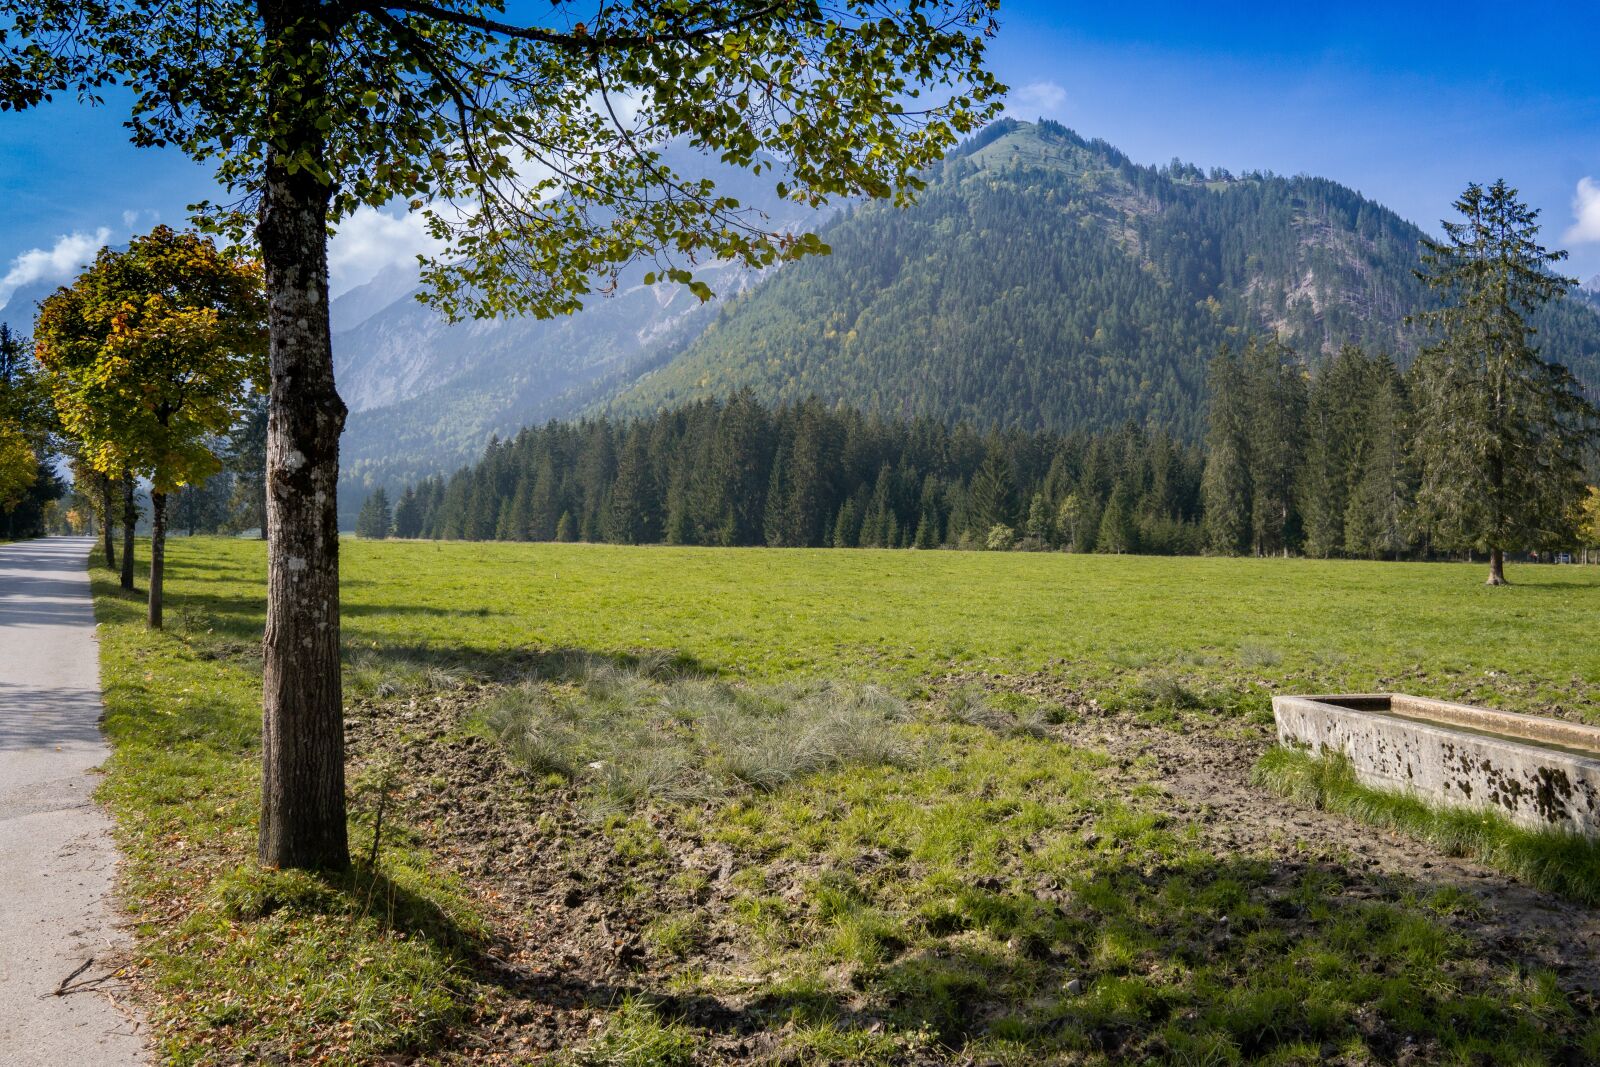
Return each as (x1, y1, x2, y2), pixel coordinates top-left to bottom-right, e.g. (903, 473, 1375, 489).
(185, 539, 1597, 705)
(94, 538, 1600, 1064)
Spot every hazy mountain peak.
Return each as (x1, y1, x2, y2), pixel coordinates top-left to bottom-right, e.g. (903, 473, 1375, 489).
(330, 262, 423, 335)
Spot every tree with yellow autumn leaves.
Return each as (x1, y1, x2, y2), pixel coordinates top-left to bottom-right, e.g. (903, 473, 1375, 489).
(0, 323, 49, 531)
(35, 227, 266, 627)
(1579, 486, 1600, 565)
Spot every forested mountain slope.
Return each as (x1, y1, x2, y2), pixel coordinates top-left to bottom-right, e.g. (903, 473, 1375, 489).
(606, 120, 1600, 437)
(331, 149, 817, 522)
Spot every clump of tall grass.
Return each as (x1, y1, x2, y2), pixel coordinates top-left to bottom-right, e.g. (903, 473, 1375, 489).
(942, 685, 1058, 736)
(1254, 747, 1600, 906)
(346, 650, 471, 698)
(479, 667, 909, 808)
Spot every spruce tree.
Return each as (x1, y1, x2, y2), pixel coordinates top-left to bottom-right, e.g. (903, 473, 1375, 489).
(1024, 492, 1052, 543)
(504, 477, 535, 541)
(1201, 347, 1251, 554)
(1410, 180, 1597, 584)
(774, 403, 838, 547)
(225, 393, 269, 537)
(355, 488, 391, 539)
(392, 486, 423, 539)
(763, 442, 793, 547)
(528, 457, 561, 541)
(606, 426, 659, 545)
(914, 474, 944, 548)
(833, 499, 862, 548)
(1096, 483, 1136, 554)
(968, 447, 1016, 530)
(1344, 356, 1415, 560)
(1300, 345, 1371, 557)
(1243, 337, 1307, 556)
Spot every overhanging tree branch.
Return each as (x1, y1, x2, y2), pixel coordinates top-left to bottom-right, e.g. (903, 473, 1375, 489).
(370, 0, 793, 51)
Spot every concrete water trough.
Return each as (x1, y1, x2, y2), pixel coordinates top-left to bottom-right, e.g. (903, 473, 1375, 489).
(1271, 693, 1600, 835)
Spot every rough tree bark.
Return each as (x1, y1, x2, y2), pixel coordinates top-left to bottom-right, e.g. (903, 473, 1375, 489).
(120, 477, 135, 591)
(255, 0, 350, 870)
(100, 474, 116, 571)
(1486, 547, 1507, 586)
(148, 490, 166, 629)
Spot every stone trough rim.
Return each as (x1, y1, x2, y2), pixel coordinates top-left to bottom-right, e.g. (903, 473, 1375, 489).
(1271, 692, 1600, 769)
(1272, 691, 1600, 833)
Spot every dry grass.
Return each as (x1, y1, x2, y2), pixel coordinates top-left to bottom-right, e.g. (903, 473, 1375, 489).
(478, 663, 910, 809)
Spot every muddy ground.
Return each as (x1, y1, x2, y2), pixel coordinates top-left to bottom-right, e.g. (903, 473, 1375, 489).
(343, 670, 1600, 1064)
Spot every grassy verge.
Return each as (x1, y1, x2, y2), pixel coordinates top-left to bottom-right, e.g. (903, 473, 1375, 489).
(1254, 746, 1600, 906)
(91, 547, 487, 1064)
(92, 537, 1600, 1063)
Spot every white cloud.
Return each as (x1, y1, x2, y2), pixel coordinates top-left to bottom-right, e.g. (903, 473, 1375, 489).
(0, 228, 111, 312)
(327, 207, 445, 295)
(1005, 80, 1069, 119)
(1566, 177, 1600, 245)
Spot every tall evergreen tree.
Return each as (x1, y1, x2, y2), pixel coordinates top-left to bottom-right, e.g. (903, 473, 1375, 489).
(1300, 345, 1371, 557)
(1409, 180, 1597, 584)
(968, 446, 1016, 530)
(1242, 337, 1307, 556)
(1202, 346, 1251, 554)
(1344, 356, 1415, 560)
(225, 393, 269, 537)
(605, 426, 659, 545)
(355, 487, 391, 539)
(528, 456, 562, 541)
(392, 485, 423, 539)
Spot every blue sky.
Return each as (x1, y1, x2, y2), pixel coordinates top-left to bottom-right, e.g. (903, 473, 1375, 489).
(3, 1, 1598, 315)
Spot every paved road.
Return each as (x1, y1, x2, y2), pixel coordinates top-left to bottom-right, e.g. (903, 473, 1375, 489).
(0, 537, 147, 1064)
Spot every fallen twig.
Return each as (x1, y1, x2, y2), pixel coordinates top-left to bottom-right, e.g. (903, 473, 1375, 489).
(53, 958, 94, 996)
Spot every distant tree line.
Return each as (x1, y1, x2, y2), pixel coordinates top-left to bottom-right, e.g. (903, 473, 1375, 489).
(378, 390, 1209, 553)
(1201, 338, 1417, 559)
(378, 328, 1598, 564)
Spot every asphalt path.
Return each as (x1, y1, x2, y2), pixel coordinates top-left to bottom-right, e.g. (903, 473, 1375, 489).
(0, 537, 147, 1064)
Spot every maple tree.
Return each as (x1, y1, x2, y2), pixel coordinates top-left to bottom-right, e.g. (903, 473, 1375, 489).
(36, 226, 267, 626)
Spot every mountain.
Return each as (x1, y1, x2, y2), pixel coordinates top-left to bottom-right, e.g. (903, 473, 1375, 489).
(334, 258, 764, 513)
(603, 120, 1600, 437)
(0, 279, 65, 330)
(331, 263, 422, 335)
(332, 147, 818, 522)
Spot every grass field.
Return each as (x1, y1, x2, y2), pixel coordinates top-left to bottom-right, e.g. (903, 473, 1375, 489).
(176, 540, 1600, 711)
(93, 538, 1600, 1064)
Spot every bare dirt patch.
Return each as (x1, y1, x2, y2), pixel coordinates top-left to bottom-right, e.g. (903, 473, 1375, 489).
(951, 669, 1600, 994)
(345, 669, 1600, 1063)
(346, 688, 788, 1063)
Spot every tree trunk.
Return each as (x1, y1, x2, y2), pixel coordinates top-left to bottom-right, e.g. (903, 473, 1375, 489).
(100, 475, 116, 571)
(255, 7, 349, 870)
(1486, 547, 1507, 586)
(148, 490, 166, 629)
(120, 477, 136, 591)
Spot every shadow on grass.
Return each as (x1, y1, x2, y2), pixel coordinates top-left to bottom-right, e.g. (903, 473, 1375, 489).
(343, 641, 724, 690)
(432, 847, 1597, 1064)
